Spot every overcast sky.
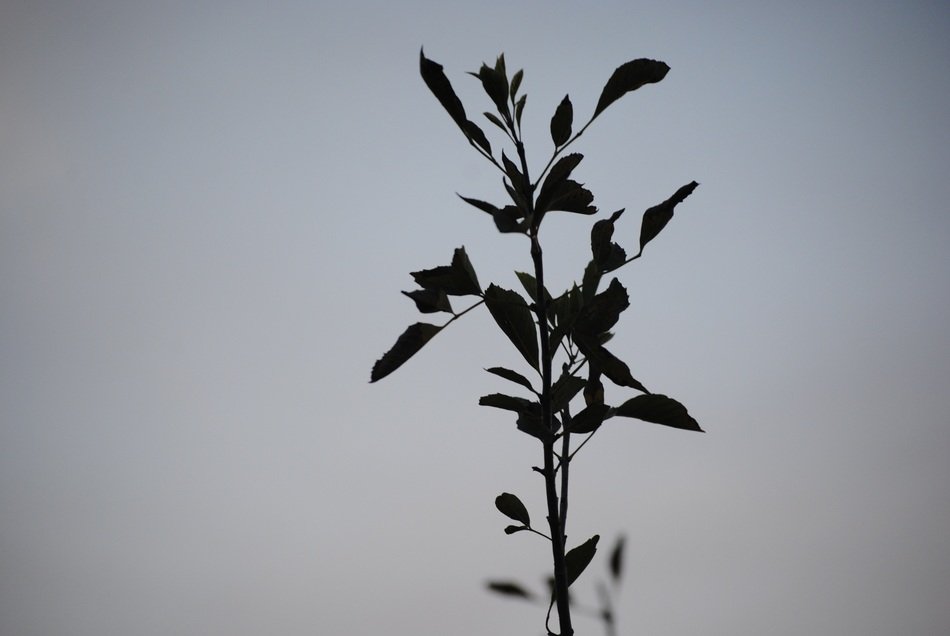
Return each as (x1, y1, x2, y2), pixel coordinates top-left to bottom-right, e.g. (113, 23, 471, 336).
(2, 1, 949, 635)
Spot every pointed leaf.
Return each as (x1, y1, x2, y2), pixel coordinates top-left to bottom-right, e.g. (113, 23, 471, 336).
(485, 367, 536, 393)
(479, 393, 538, 414)
(550, 94, 573, 147)
(639, 181, 699, 253)
(591, 208, 627, 272)
(502, 151, 526, 198)
(592, 59, 670, 121)
(609, 535, 626, 583)
(420, 49, 468, 131)
(543, 179, 596, 215)
(487, 580, 534, 599)
(515, 94, 527, 127)
(484, 111, 507, 132)
(464, 119, 492, 155)
(509, 69, 523, 100)
(370, 322, 442, 382)
(476, 63, 511, 117)
(567, 402, 610, 434)
(484, 284, 539, 369)
(536, 153, 583, 212)
(615, 394, 703, 431)
(495, 492, 531, 526)
(401, 288, 453, 314)
(551, 373, 586, 412)
(576, 337, 648, 393)
(575, 278, 629, 337)
(565, 535, 600, 586)
(459, 195, 501, 216)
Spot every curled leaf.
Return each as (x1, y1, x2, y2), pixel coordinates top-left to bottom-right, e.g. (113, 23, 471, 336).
(639, 181, 699, 254)
(592, 58, 670, 121)
(615, 394, 703, 431)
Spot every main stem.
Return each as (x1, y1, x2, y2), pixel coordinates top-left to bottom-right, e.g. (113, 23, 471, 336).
(531, 232, 573, 636)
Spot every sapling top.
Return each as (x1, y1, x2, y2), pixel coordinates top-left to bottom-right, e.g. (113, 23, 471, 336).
(371, 49, 703, 636)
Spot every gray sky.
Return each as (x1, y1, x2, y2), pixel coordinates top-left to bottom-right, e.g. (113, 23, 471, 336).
(2, 1, 949, 634)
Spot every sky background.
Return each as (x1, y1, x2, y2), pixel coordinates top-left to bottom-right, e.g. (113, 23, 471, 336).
(2, 1, 949, 634)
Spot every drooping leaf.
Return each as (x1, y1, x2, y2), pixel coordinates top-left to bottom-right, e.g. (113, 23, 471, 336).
(485, 367, 536, 393)
(370, 322, 442, 382)
(565, 535, 600, 586)
(410, 247, 481, 296)
(609, 535, 626, 583)
(575, 337, 648, 393)
(509, 69, 523, 100)
(487, 580, 534, 599)
(566, 402, 610, 434)
(535, 153, 583, 212)
(495, 492, 531, 526)
(401, 288, 453, 314)
(420, 49, 468, 131)
(614, 394, 703, 432)
(551, 372, 586, 412)
(592, 58, 670, 121)
(574, 278, 629, 337)
(484, 284, 539, 370)
(550, 94, 573, 147)
(639, 181, 699, 254)
(479, 393, 538, 414)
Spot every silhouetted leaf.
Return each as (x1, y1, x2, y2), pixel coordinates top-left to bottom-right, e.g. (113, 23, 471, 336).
(486, 367, 536, 393)
(515, 94, 527, 127)
(484, 284, 539, 369)
(639, 181, 699, 254)
(475, 63, 511, 118)
(591, 209, 627, 272)
(370, 322, 442, 382)
(536, 154, 583, 212)
(550, 95, 573, 147)
(504, 525, 528, 535)
(479, 393, 538, 414)
(583, 364, 604, 407)
(420, 49, 468, 131)
(517, 413, 549, 439)
(411, 247, 481, 296)
(615, 394, 703, 431)
(495, 492, 531, 526)
(487, 580, 534, 599)
(592, 59, 670, 121)
(502, 152, 527, 198)
(565, 535, 600, 586)
(609, 535, 625, 583)
(401, 288, 453, 314)
(575, 278, 629, 337)
(459, 195, 500, 216)
(551, 372, 586, 412)
(464, 119, 492, 155)
(567, 402, 610, 434)
(576, 338, 648, 393)
(542, 179, 596, 215)
(484, 111, 507, 132)
(493, 206, 527, 233)
(509, 69, 523, 100)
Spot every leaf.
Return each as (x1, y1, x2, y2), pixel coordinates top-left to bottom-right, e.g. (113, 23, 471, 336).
(495, 492, 531, 526)
(566, 402, 610, 434)
(515, 94, 527, 127)
(410, 247, 481, 296)
(542, 179, 596, 215)
(609, 535, 625, 583)
(401, 288, 453, 314)
(484, 284, 539, 369)
(475, 63, 510, 118)
(576, 337, 648, 393)
(535, 153, 583, 212)
(592, 58, 670, 121)
(550, 94, 573, 147)
(485, 367, 536, 393)
(574, 278, 629, 337)
(487, 580, 534, 599)
(484, 111, 507, 132)
(464, 119, 492, 155)
(614, 394, 703, 432)
(504, 525, 528, 535)
(639, 181, 699, 254)
(590, 209, 627, 272)
(478, 393, 538, 414)
(419, 49, 468, 131)
(493, 206, 527, 234)
(502, 151, 526, 198)
(370, 322, 442, 382)
(458, 195, 501, 216)
(551, 372, 586, 412)
(565, 535, 600, 586)
(509, 69, 523, 100)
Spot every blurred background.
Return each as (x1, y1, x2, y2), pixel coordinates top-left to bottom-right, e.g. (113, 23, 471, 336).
(2, 1, 948, 634)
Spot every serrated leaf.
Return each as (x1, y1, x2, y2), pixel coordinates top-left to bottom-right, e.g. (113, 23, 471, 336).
(411, 247, 481, 296)
(420, 49, 468, 131)
(575, 337, 648, 393)
(551, 372, 586, 412)
(370, 322, 442, 382)
(614, 394, 703, 432)
(484, 284, 539, 369)
(543, 179, 596, 215)
(609, 535, 625, 583)
(485, 367, 536, 393)
(565, 535, 600, 586)
(592, 58, 670, 121)
(575, 278, 629, 337)
(401, 288, 453, 314)
(495, 492, 531, 526)
(535, 153, 583, 212)
(487, 580, 533, 599)
(509, 69, 523, 100)
(550, 94, 573, 147)
(567, 402, 610, 434)
(639, 181, 699, 254)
